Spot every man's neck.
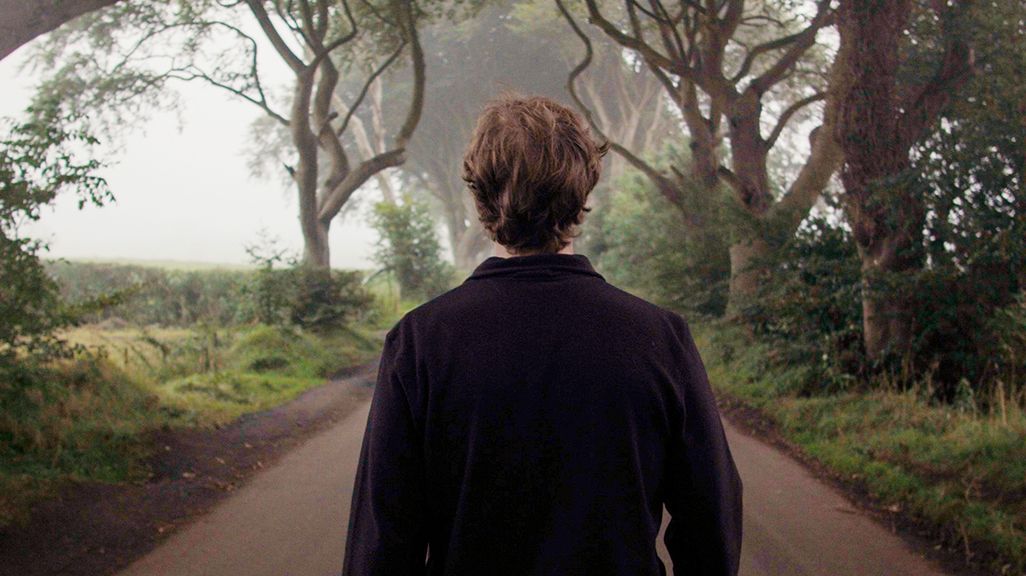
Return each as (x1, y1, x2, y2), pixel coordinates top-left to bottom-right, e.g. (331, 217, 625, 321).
(493, 242, 575, 258)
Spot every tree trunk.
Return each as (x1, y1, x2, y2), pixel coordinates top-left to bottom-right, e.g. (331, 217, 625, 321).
(833, 0, 971, 363)
(301, 217, 331, 269)
(849, 190, 925, 361)
(724, 96, 773, 312)
(860, 278, 912, 364)
(726, 236, 771, 317)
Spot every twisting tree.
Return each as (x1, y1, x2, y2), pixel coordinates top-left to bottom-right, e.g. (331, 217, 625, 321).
(557, 0, 845, 313)
(27, 0, 448, 268)
(380, 0, 674, 271)
(833, 0, 975, 361)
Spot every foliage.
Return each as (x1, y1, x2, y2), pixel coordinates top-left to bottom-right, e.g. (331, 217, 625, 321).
(48, 254, 375, 332)
(369, 193, 457, 302)
(241, 231, 304, 327)
(737, 194, 865, 395)
(47, 261, 251, 327)
(0, 320, 382, 528)
(240, 232, 375, 331)
(285, 267, 375, 332)
(596, 142, 731, 318)
(900, 0, 1025, 402)
(0, 100, 112, 361)
(696, 320, 1026, 576)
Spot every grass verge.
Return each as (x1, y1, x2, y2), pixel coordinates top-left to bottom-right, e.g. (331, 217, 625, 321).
(0, 321, 385, 529)
(693, 319, 1026, 576)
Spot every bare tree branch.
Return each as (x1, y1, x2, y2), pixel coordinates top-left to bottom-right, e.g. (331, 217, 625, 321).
(394, 0, 425, 147)
(317, 149, 404, 222)
(747, 0, 834, 95)
(557, 0, 684, 208)
(766, 91, 826, 148)
(335, 40, 406, 138)
(245, 0, 306, 72)
(582, 0, 690, 78)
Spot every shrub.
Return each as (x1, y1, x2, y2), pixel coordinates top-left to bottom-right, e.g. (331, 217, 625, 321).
(1, 103, 112, 361)
(596, 155, 730, 318)
(369, 193, 457, 302)
(736, 195, 865, 395)
(285, 267, 374, 332)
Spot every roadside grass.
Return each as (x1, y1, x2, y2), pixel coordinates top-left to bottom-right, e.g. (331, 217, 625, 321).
(694, 320, 1026, 575)
(159, 323, 384, 425)
(0, 355, 159, 529)
(0, 320, 385, 529)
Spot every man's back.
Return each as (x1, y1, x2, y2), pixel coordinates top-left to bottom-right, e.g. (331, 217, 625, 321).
(342, 252, 743, 575)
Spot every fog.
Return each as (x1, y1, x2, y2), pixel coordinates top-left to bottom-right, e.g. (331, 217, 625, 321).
(0, 46, 387, 270)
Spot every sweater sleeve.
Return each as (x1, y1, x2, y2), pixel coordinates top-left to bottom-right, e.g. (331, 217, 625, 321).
(342, 323, 429, 576)
(662, 315, 744, 576)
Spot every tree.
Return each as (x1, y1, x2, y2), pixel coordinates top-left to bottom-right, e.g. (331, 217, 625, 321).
(0, 0, 122, 61)
(0, 100, 112, 358)
(833, 0, 975, 362)
(376, 0, 675, 271)
(27, 0, 447, 269)
(369, 192, 455, 301)
(396, 1, 572, 270)
(558, 0, 845, 314)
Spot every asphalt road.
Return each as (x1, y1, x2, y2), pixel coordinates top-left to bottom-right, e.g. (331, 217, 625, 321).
(117, 393, 951, 576)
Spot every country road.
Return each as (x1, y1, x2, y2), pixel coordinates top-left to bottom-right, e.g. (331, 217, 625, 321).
(117, 376, 953, 576)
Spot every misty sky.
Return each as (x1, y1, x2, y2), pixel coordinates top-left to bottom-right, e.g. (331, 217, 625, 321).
(1, 41, 403, 271)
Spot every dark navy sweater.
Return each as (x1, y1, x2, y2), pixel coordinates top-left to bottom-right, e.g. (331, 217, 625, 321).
(341, 252, 743, 575)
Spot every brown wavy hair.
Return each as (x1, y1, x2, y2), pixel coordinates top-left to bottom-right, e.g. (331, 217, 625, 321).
(461, 91, 611, 255)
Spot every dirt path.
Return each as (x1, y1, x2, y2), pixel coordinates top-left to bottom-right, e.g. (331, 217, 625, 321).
(114, 397, 959, 576)
(118, 398, 373, 576)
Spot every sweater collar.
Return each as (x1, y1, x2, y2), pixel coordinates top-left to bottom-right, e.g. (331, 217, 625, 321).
(466, 252, 606, 282)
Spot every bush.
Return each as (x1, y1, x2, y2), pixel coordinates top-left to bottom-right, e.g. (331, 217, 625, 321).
(241, 232, 375, 331)
(369, 193, 457, 302)
(47, 261, 250, 327)
(45, 248, 376, 333)
(738, 201, 865, 395)
(284, 267, 374, 332)
(596, 157, 730, 317)
(1, 103, 112, 361)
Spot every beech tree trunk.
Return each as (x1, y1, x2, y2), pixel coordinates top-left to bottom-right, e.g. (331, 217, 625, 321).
(302, 217, 332, 269)
(726, 236, 771, 317)
(724, 96, 774, 313)
(835, 0, 972, 362)
(0, 0, 121, 60)
(836, 0, 919, 361)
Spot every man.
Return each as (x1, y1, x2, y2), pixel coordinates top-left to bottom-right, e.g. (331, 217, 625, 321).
(342, 91, 743, 575)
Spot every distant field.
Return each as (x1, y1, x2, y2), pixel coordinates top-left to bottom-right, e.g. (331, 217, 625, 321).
(43, 256, 377, 274)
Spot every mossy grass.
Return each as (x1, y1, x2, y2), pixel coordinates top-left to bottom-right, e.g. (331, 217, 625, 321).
(0, 320, 385, 528)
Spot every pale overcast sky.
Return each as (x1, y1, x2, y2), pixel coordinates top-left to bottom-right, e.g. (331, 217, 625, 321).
(1, 40, 395, 271)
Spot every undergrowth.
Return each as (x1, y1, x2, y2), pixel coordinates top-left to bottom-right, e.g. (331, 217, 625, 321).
(694, 319, 1026, 575)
